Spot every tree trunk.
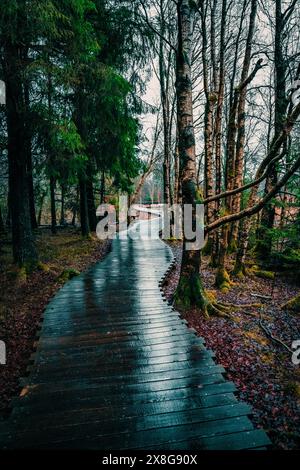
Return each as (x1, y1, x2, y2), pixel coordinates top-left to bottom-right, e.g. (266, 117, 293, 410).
(86, 176, 97, 232)
(131, 173, 148, 206)
(5, 42, 37, 268)
(74, 87, 91, 237)
(37, 191, 46, 226)
(204, 96, 215, 226)
(26, 146, 37, 230)
(210, 0, 227, 267)
(174, 0, 225, 316)
(174, 135, 180, 205)
(256, 0, 287, 260)
(231, 0, 258, 246)
(0, 205, 4, 233)
(215, 87, 239, 284)
(0, 205, 4, 256)
(50, 175, 57, 234)
(200, 1, 215, 250)
(60, 183, 66, 226)
(24, 78, 37, 230)
(158, 5, 171, 206)
(47, 72, 57, 235)
(79, 176, 90, 237)
(71, 186, 79, 227)
(6, 191, 11, 228)
(100, 170, 105, 204)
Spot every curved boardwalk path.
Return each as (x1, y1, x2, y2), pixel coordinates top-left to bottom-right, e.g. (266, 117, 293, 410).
(0, 216, 270, 449)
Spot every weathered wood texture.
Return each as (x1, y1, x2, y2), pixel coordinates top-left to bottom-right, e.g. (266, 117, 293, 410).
(0, 218, 271, 449)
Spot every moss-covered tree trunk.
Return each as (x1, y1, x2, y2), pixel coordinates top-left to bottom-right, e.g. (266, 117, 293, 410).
(215, 224, 232, 292)
(174, 0, 229, 318)
(174, 0, 199, 306)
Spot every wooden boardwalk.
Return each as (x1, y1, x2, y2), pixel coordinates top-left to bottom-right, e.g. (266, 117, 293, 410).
(0, 217, 271, 449)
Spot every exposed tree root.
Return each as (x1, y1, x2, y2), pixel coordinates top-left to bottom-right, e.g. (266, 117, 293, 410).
(221, 302, 263, 309)
(174, 274, 233, 319)
(258, 311, 292, 353)
(251, 293, 272, 300)
(207, 300, 232, 318)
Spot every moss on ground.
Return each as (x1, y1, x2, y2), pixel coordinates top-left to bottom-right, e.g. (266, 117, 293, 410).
(58, 268, 80, 282)
(282, 293, 300, 314)
(254, 269, 275, 280)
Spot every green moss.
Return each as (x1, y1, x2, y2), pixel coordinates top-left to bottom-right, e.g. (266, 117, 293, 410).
(254, 269, 275, 280)
(228, 238, 238, 254)
(37, 261, 50, 272)
(166, 236, 181, 242)
(174, 272, 232, 318)
(233, 268, 245, 280)
(215, 268, 232, 293)
(232, 259, 247, 279)
(282, 293, 300, 314)
(21, 257, 40, 274)
(251, 265, 260, 271)
(58, 268, 80, 282)
(174, 273, 210, 318)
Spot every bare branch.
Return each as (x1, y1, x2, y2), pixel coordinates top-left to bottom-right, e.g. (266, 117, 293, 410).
(139, 0, 177, 53)
(206, 153, 300, 234)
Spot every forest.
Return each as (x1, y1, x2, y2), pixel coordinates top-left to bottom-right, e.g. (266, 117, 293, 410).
(0, 0, 300, 454)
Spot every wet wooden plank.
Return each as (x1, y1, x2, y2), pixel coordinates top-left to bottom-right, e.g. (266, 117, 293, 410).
(40, 322, 192, 338)
(4, 404, 252, 449)
(33, 338, 207, 362)
(4, 416, 256, 449)
(31, 344, 211, 366)
(144, 429, 272, 450)
(28, 363, 224, 384)
(30, 353, 216, 377)
(12, 389, 238, 420)
(0, 217, 270, 450)
(12, 382, 238, 419)
(36, 334, 206, 353)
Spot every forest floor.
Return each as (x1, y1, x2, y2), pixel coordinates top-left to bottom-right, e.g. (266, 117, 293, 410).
(163, 241, 300, 450)
(0, 227, 111, 416)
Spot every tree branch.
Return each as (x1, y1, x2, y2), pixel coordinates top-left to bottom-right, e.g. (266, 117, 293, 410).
(206, 153, 300, 234)
(203, 100, 300, 205)
(139, 0, 177, 53)
(283, 0, 298, 23)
